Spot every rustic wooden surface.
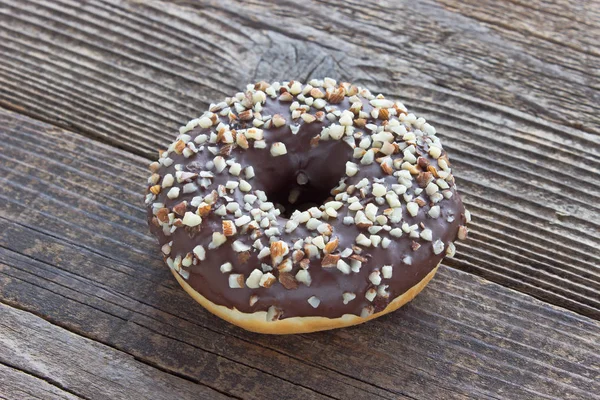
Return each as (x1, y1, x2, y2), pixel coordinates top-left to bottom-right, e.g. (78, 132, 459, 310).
(0, 0, 599, 398)
(1, 302, 230, 400)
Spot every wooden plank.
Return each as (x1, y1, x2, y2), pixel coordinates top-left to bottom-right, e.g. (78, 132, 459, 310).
(0, 303, 234, 400)
(1, 110, 599, 398)
(0, 363, 81, 400)
(1, 0, 599, 318)
(438, 0, 600, 59)
(0, 0, 598, 149)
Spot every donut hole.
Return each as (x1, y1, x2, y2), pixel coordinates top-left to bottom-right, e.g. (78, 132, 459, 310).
(268, 170, 336, 218)
(251, 119, 353, 218)
(265, 140, 351, 218)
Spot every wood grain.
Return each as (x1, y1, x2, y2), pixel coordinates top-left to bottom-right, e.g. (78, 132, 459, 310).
(0, 303, 234, 400)
(0, 363, 81, 400)
(0, 0, 599, 318)
(1, 109, 599, 399)
(1, 0, 600, 397)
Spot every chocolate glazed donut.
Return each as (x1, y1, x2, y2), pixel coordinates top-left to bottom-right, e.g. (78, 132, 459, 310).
(145, 79, 470, 334)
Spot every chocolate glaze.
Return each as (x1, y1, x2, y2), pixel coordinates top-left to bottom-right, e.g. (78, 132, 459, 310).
(147, 87, 466, 320)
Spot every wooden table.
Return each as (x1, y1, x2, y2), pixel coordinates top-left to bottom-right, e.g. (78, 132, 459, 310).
(1, 0, 599, 399)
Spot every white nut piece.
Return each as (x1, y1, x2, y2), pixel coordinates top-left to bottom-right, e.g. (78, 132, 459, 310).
(382, 265, 393, 279)
(209, 232, 227, 249)
(342, 292, 356, 304)
(167, 187, 180, 199)
(232, 240, 251, 252)
(307, 296, 321, 308)
(245, 269, 264, 289)
(372, 183, 386, 197)
(337, 259, 351, 274)
(182, 212, 202, 227)
(433, 239, 445, 255)
(220, 262, 233, 273)
(296, 269, 312, 286)
(270, 142, 287, 156)
(369, 270, 382, 285)
(346, 161, 359, 177)
(228, 274, 244, 288)
(406, 201, 419, 217)
(193, 245, 206, 261)
(420, 229, 433, 241)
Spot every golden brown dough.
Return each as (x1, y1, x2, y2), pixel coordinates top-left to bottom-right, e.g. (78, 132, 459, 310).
(172, 264, 439, 334)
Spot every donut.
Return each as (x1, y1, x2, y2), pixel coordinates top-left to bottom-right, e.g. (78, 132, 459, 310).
(145, 79, 470, 334)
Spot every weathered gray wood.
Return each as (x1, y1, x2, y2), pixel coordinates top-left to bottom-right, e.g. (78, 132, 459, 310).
(1, 0, 598, 151)
(0, 114, 403, 399)
(0, 303, 234, 400)
(1, 109, 599, 399)
(0, 363, 81, 400)
(1, 0, 599, 318)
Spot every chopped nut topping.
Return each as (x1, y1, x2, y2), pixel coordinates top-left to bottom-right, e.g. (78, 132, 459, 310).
(382, 265, 393, 279)
(381, 162, 393, 175)
(337, 259, 351, 274)
(324, 237, 339, 254)
(279, 272, 298, 289)
(302, 113, 316, 123)
(229, 274, 244, 289)
(232, 240, 251, 252)
(295, 269, 312, 286)
(238, 109, 253, 121)
(322, 254, 341, 268)
(242, 269, 261, 289)
(433, 239, 445, 255)
(193, 245, 206, 261)
(235, 215, 251, 226)
(249, 295, 259, 306)
(361, 306, 374, 318)
(197, 202, 212, 217)
(270, 241, 289, 266)
(328, 87, 345, 104)
(406, 202, 419, 217)
(446, 242, 456, 257)
(182, 212, 202, 227)
(420, 229, 433, 241)
(369, 270, 382, 285)
(236, 133, 249, 149)
(429, 146, 442, 159)
(372, 183, 386, 197)
(307, 296, 321, 308)
(292, 250, 305, 264)
(172, 201, 187, 216)
(260, 273, 276, 288)
(416, 172, 433, 188)
(365, 288, 377, 302)
(458, 225, 468, 240)
(342, 292, 356, 304)
(266, 306, 282, 321)
(270, 142, 287, 156)
(156, 208, 169, 223)
(277, 258, 292, 272)
(209, 232, 227, 249)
